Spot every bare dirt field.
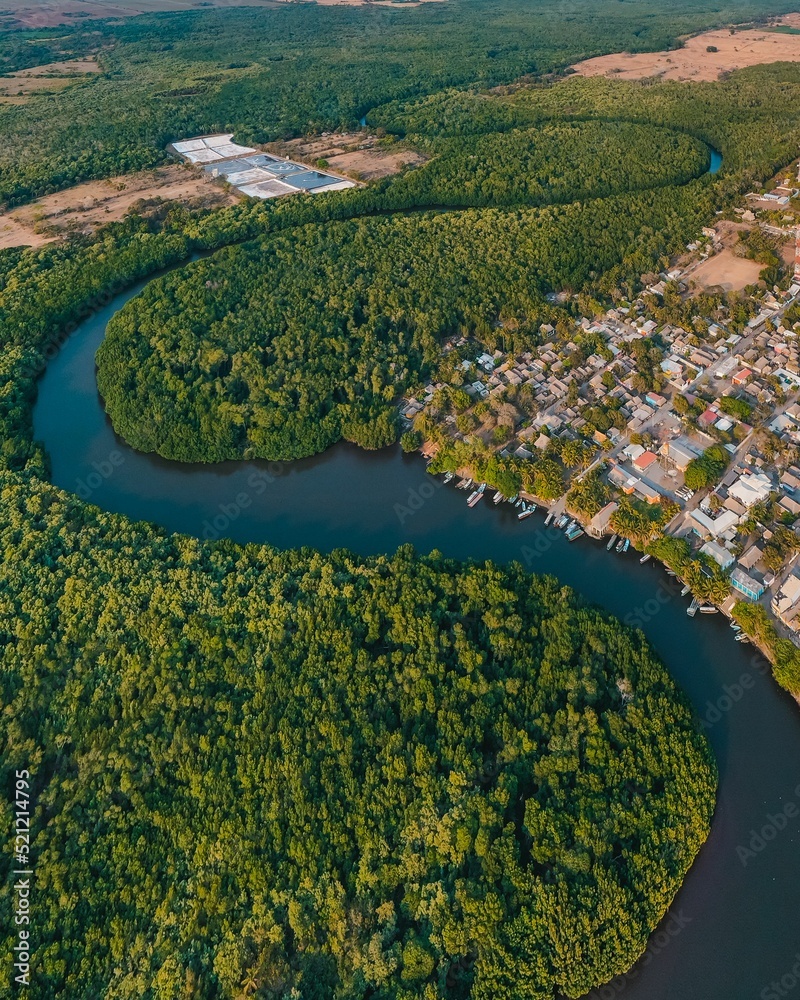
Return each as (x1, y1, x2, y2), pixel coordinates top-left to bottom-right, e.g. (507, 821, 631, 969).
(0, 0, 439, 28)
(272, 132, 426, 182)
(571, 15, 800, 82)
(0, 165, 237, 249)
(0, 58, 99, 98)
(686, 249, 764, 293)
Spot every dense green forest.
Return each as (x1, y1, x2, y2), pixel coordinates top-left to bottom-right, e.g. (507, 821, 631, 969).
(0, 0, 797, 204)
(7, 1, 800, 994)
(381, 122, 709, 209)
(92, 59, 800, 465)
(96, 177, 718, 463)
(0, 473, 716, 999)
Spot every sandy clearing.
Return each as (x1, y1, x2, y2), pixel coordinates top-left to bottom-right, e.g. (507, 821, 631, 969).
(0, 216, 52, 250)
(571, 16, 800, 82)
(0, 58, 100, 97)
(0, 165, 237, 249)
(686, 249, 764, 293)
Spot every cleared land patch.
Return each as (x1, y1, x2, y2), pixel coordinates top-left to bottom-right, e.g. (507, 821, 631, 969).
(0, 165, 236, 248)
(0, 57, 99, 99)
(271, 132, 427, 181)
(571, 15, 800, 82)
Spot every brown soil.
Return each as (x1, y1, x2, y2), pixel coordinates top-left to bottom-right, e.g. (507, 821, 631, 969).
(686, 250, 765, 293)
(0, 58, 99, 97)
(271, 132, 426, 181)
(571, 15, 800, 82)
(0, 165, 236, 249)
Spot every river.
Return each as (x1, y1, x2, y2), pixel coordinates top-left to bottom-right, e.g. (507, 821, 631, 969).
(32, 239, 800, 998)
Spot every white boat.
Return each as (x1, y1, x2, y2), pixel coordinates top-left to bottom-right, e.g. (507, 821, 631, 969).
(699, 604, 719, 614)
(518, 504, 535, 521)
(687, 598, 699, 618)
(443, 472, 454, 484)
(615, 537, 625, 553)
(735, 634, 750, 643)
(467, 489, 484, 508)
(558, 515, 570, 529)
(680, 584, 691, 597)
(729, 621, 741, 630)
(640, 553, 651, 564)
(622, 538, 630, 553)
(607, 533, 618, 551)
(493, 490, 504, 504)
(566, 524, 584, 541)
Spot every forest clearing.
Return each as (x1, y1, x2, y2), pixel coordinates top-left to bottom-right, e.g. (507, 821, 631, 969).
(572, 15, 800, 81)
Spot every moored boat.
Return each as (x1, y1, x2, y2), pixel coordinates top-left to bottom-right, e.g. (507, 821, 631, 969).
(443, 472, 454, 484)
(566, 524, 584, 541)
(615, 537, 625, 553)
(699, 604, 718, 614)
(680, 584, 691, 597)
(687, 598, 699, 617)
(639, 553, 651, 564)
(467, 489, 484, 508)
(518, 504, 535, 520)
(493, 490, 504, 504)
(622, 538, 630, 553)
(607, 533, 618, 551)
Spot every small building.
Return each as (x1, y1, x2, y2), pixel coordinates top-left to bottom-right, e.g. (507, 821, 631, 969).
(587, 502, 619, 539)
(700, 540, 735, 570)
(633, 450, 658, 473)
(731, 567, 766, 601)
(689, 508, 740, 539)
(772, 573, 800, 626)
(661, 439, 700, 472)
(728, 472, 773, 509)
(732, 368, 753, 386)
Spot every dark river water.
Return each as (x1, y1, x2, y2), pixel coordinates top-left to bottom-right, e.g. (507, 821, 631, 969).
(33, 168, 800, 999)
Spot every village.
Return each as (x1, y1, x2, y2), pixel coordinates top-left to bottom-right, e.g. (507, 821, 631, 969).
(402, 161, 800, 643)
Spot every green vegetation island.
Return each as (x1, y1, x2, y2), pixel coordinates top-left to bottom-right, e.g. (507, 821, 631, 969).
(5, 0, 800, 995)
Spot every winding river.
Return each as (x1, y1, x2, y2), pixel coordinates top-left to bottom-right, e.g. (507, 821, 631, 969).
(32, 143, 800, 1000)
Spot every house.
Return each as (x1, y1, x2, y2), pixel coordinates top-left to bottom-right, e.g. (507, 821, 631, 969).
(645, 391, 666, 408)
(587, 502, 619, 539)
(731, 567, 766, 601)
(732, 368, 753, 386)
(700, 540, 735, 570)
(661, 439, 700, 472)
(698, 409, 717, 429)
(633, 450, 658, 473)
(689, 508, 740, 539)
(728, 472, 773, 509)
(772, 573, 800, 626)
(781, 470, 800, 494)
